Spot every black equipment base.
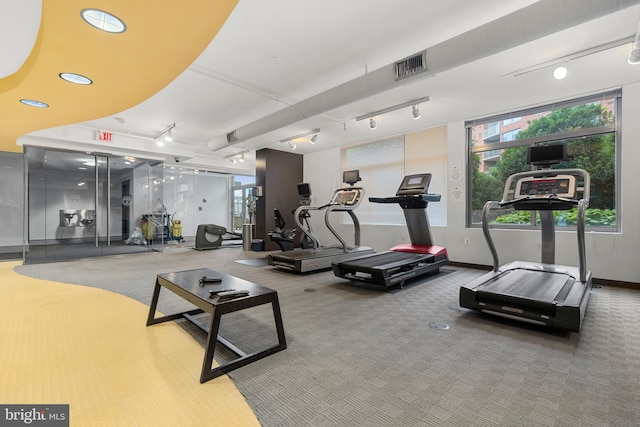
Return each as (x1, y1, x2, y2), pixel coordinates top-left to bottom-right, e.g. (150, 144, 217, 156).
(459, 261, 591, 332)
(332, 250, 448, 288)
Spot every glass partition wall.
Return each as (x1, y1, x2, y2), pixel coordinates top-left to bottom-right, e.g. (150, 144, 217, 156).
(24, 147, 164, 264)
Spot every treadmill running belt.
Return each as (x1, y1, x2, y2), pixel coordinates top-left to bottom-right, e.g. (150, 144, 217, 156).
(476, 269, 574, 313)
(338, 251, 433, 269)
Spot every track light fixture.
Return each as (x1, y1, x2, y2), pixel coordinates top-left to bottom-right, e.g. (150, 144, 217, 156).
(224, 150, 249, 164)
(629, 19, 640, 65)
(356, 96, 429, 127)
(411, 104, 421, 120)
(279, 128, 321, 149)
(153, 123, 176, 144)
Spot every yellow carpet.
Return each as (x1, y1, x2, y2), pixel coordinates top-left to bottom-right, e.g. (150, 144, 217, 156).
(0, 261, 260, 426)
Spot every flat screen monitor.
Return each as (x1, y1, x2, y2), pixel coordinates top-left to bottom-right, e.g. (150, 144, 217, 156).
(343, 170, 361, 185)
(527, 143, 567, 166)
(297, 182, 311, 197)
(396, 173, 431, 196)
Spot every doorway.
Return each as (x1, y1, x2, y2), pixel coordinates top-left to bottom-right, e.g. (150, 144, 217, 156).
(24, 147, 164, 264)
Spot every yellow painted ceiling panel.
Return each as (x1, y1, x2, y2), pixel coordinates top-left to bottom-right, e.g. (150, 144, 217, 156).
(0, 0, 239, 152)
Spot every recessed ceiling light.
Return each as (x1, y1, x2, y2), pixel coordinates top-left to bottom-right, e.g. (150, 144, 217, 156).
(81, 9, 126, 33)
(59, 73, 92, 85)
(553, 66, 569, 80)
(20, 99, 49, 108)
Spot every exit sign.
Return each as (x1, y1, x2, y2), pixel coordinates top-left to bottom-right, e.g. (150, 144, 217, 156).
(95, 130, 113, 142)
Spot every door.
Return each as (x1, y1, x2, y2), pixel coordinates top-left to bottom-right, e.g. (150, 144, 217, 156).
(24, 147, 163, 264)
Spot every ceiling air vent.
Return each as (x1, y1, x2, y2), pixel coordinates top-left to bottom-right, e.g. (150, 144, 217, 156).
(226, 130, 238, 143)
(394, 50, 427, 81)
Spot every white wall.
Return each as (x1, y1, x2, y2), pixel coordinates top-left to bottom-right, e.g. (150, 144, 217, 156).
(304, 82, 640, 283)
(192, 174, 229, 233)
(0, 153, 24, 251)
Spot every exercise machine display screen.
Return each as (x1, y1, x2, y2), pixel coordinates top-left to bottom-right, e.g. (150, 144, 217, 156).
(331, 189, 360, 206)
(396, 173, 431, 196)
(297, 183, 311, 197)
(515, 175, 576, 198)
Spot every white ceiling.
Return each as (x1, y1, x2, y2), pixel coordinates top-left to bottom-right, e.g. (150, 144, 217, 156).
(33, 0, 640, 169)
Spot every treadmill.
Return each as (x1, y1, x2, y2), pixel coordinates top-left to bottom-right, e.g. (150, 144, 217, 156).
(267, 170, 374, 273)
(332, 173, 449, 288)
(459, 144, 592, 332)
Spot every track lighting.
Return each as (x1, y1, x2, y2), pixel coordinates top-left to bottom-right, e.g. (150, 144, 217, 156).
(279, 128, 321, 149)
(629, 20, 640, 65)
(356, 96, 429, 127)
(411, 104, 421, 120)
(153, 123, 176, 144)
(224, 150, 249, 163)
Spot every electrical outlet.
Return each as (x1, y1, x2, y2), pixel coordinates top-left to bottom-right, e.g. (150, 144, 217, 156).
(537, 242, 542, 251)
(464, 237, 471, 246)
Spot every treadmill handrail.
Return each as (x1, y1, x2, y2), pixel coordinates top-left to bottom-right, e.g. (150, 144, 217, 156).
(324, 205, 361, 252)
(483, 196, 589, 281)
(499, 194, 578, 209)
(369, 193, 442, 204)
(293, 205, 322, 249)
(482, 201, 501, 272)
(577, 199, 587, 283)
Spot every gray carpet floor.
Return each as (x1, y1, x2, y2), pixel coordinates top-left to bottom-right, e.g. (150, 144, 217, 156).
(15, 247, 640, 427)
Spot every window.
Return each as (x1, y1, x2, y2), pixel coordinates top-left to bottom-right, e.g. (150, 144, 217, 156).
(341, 136, 405, 224)
(502, 128, 520, 141)
(466, 91, 620, 231)
(341, 126, 447, 227)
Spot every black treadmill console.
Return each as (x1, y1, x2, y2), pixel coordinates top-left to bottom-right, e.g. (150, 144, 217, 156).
(396, 173, 431, 196)
(330, 188, 363, 207)
(298, 182, 312, 206)
(515, 175, 576, 199)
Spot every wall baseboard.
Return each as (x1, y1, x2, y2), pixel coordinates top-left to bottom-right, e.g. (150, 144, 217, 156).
(448, 261, 640, 290)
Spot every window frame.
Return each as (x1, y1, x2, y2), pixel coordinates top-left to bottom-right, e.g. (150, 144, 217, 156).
(465, 90, 621, 232)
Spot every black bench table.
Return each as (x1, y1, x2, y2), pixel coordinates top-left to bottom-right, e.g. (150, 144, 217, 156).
(146, 268, 287, 383)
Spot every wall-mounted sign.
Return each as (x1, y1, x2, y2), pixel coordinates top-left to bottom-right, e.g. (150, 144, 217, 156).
(95, 130, 113, 142)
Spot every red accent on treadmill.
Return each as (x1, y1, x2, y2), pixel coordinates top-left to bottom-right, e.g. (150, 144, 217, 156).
(391, 243, 448, 258)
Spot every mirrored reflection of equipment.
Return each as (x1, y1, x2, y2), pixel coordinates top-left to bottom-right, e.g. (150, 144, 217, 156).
(267, 170, 374, 273)
(194, 224, 242, 250)
(332, 173, 448, 288)
(459, 143, 592, 332)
